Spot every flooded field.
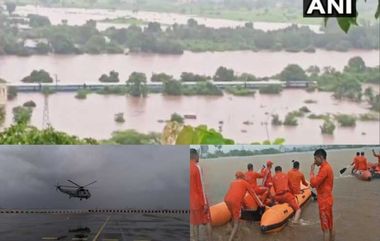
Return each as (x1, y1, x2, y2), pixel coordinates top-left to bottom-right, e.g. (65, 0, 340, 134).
(198, 147, 380, 241)
(0, 50, 378, 83)
(2, 90, 379, 144)
(15, 5, 322, 32)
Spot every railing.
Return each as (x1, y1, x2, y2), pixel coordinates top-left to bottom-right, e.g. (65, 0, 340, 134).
(0, 208, 190, 214)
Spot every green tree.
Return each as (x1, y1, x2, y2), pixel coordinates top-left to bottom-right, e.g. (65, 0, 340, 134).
(335, 114, 356, 127)
(84, 35, 106, 54)
(0, 122, 97, 144)
(35, 42, 50, 54)
(170, 113, 184, 124)
(320, 119, 335, 135)
(283, 112, 298, 126)
(127, 72, 148, 97)
(163, 79, 182, 95)
(333, 76, 361, 101)
(28, 14, 51, 28)
(151, 73, 173, 82)
(364, 87, 374, 102)
(12, 106, 33, 124)
(280, 64, 308, 81)
(180, 72, 208, 82)
(99, 71, 120, 82)
(107, 130, 160, 144)
(271, 114, 282, 126)
(21, 70, 53, 83)
(214, 66, 235, 81)
(344, 56, 366, 73)
(49, 34, 77, 54)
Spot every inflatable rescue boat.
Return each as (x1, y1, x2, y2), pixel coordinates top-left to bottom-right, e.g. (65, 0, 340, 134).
(368, 163, 380, 178)
(351, 168, 372, 181)
(260, 184, 311, 233)
(209, 183, 312, 232)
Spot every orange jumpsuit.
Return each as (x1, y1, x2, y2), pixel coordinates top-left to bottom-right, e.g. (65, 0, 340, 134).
(272, 172, 299, 211)
(288, 168, 308, 195)
(245, 170, 266, 194)
(261, 167, 273, 188)
(224, 179, 257, 220)
(190, 160, 210, 225)
(310, 161, 334, 231)
(352, 156, 360, 170)
(357, 156, 368, 171)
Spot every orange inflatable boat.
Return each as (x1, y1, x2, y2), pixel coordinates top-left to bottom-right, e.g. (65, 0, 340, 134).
(259, 184, 311, 233)
(351, 168, 372, 181)
(368, 163, 380, 179)
(209, 183, 311, 230)
(210, 192, 261, 227)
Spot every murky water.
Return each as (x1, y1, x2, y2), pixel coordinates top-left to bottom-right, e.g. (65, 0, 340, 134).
(198, 147, 380, 241)
(0, 50, 378, 83)
(1, 90, 379, 144)
(15, 5, 322, 32)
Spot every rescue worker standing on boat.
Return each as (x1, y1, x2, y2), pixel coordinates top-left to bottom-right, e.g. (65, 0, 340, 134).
(353, 152, 368, 175)
(272, 166, 302, 223)
(190, 148, 212, 241)
(245, 163, 269, 203)
(351, 152, 360, 171)
(261, 160, 273, 188)
(310, 149, 335, 241)
(288, 160, 309, 195)
(370, 149, 380, 171)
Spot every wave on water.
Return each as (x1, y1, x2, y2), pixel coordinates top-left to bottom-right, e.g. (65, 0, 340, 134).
(288, 218, 320, 227)
(335, 174, 354, 179)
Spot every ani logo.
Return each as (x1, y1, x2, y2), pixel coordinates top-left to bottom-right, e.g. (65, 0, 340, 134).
(303, 0, 357, 17)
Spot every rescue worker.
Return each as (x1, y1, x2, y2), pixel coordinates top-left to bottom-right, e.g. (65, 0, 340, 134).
(261, 160, 273, 188)
(351, 152, 360, 170)
(310, 149, 335, 241)
(190, 149, 212, 241)
(355, 152, 368, 173)
(245, 163, 269, 203)
(224, 171, 262, 241)
(372, 149, 380, 166)
(370, 149, 380, 171)
(272, 166, 301, 223)
(288, 160, 309, 195)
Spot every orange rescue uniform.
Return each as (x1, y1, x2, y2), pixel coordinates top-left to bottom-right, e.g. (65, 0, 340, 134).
(288, 168, 308, 195)
(190, 160, 210, 225)
(272, 172, 299, 211)
(357, 156, 368, 171)
(245, 170, 266, 194)
(310, 161, 334, 231)
(261, 167, 273, 188)
(352, 156, 360, 170)
(224, 179, 257, 220)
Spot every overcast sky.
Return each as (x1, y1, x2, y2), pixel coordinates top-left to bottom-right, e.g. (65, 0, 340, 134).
(0, 145, 188, 210)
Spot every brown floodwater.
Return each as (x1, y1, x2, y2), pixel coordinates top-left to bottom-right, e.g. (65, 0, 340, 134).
(197, 147, 380, 241)
(1, 90, 379, 144)
(0, 50, 378, 83)
(15, 5, 322, 32)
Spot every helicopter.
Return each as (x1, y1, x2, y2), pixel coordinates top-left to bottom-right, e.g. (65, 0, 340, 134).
(55, 180, 96, 200)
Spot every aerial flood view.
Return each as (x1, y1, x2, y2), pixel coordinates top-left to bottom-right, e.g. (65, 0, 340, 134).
(0, 0, 379, 145)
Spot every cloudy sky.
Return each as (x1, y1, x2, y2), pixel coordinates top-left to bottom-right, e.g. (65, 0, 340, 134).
(0, 145, 188, 209)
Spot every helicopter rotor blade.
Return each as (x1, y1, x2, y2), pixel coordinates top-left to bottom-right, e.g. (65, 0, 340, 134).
(59, 185, 78, 188)
(67, 180, 81, 187)
(83, 180, 97, 187)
